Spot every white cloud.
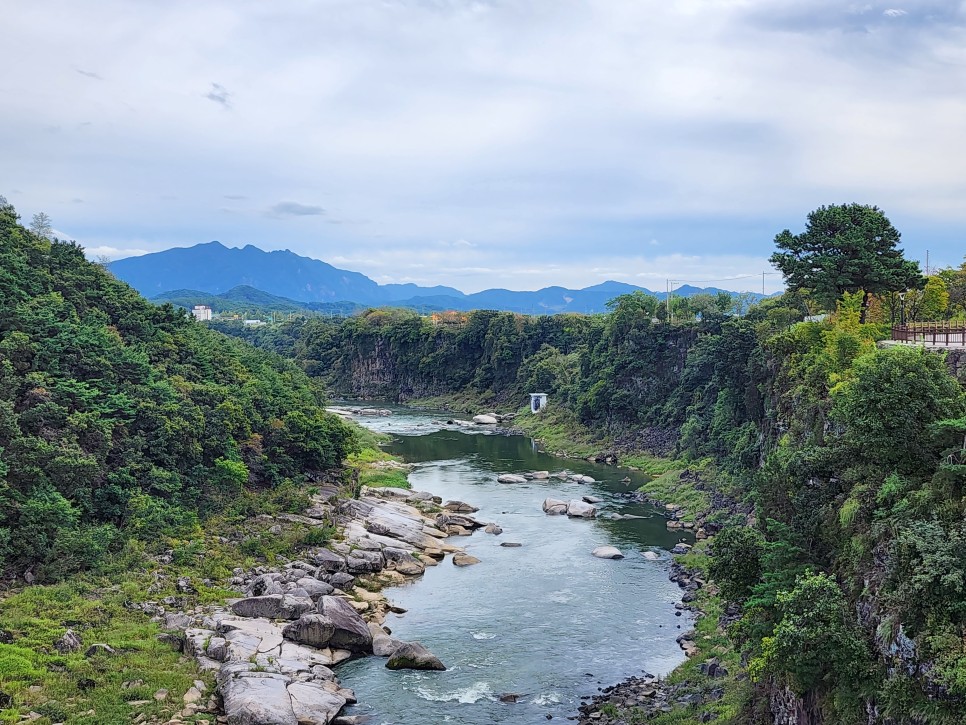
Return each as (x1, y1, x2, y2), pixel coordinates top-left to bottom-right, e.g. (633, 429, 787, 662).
(0, 0, 961, 290)
(83, 245, 151, 260)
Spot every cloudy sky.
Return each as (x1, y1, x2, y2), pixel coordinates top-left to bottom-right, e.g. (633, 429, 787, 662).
(3, 0, 965, 294)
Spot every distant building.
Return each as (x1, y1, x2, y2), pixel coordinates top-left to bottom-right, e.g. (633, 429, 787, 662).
(243, 319, 265, 326)
(529, 392, 548, 414)
(192, 305, 213, 322)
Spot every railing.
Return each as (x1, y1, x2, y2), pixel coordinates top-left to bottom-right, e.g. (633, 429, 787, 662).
(892, 322, 966, 346)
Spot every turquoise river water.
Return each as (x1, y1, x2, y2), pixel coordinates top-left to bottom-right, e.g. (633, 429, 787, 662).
(337, 407, 693, 724)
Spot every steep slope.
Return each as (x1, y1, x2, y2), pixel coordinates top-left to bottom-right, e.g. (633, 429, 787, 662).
(0, 203, 355, 580)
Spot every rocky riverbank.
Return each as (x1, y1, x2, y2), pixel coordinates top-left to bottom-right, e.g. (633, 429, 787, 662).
(138, 483, 495, 725)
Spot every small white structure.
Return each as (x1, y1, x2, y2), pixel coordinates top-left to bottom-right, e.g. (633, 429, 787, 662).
(529, 393, 548, 414)
(243, 319, 265, 326)
(191, 305, 212, 321)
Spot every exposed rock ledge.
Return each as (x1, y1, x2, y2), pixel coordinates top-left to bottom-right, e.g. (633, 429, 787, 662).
(151, 485, 486, 724)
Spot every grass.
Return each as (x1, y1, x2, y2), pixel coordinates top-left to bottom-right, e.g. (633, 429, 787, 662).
(347, 448, 412, 490)
(637, 468, 712, 524)
(0, 579, 213, 725)
(512, 406, 601, 458)
(0, 481, 344, 724)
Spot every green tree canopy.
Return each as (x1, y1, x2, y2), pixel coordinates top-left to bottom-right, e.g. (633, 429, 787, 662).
(770, 204, 922, 322)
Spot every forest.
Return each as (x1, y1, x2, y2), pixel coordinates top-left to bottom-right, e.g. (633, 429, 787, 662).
(213, 206, 966, 722)
(0, 199, 357, 581)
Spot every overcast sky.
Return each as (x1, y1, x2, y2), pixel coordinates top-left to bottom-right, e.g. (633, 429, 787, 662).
(3, 0, 965, 294)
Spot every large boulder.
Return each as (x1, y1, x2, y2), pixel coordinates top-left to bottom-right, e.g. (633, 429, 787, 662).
(317, 596, 372, 653)
(443, 500, 479, 513)
(542, 498, 569, 515)
(435, 513, 484, 530)
(497, 474, 527, 484)
(382, 547, 426, 576)
(231, 595, 314, 621)
(473, 414, 498, 425)
(296, 578, 335, 600)
(249, 573, 285, 597)
(282, 614, 336, 648)
(312, 549, 347, 575)
(287, 681, 348, 724)
(566, 500, 596, 518)
(368, 623, 404, 657)
(345, 549, 385, 575)
(326, 573, 355, 591)
(592, 546, 625, 559)
(386, 641, 446, 671)
(452, 553, 480, 567)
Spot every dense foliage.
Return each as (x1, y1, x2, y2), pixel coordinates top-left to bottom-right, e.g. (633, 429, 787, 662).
(222, 258, 966, 721)
(0, 202, 356, 580)
(769, 203, 923, 322)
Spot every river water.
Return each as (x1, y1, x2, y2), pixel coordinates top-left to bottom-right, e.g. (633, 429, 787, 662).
(337, 407, 693, 724)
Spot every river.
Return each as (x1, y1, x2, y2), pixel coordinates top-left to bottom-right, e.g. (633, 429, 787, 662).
(337, 407, 693, 724)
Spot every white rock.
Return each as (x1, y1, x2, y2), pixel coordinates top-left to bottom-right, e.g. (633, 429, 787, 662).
(497, 474, 528, 484)
(566, 500, 597, 518)
(592, 546, 625, 560)
(473, 414, 498, 425)
(542, 498, 569, 515)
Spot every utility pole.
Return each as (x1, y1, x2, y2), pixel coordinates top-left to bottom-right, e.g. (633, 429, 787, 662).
(926, 250, 930, 276)
(666, 279, 671, 323)
(762, 271, 766, 296)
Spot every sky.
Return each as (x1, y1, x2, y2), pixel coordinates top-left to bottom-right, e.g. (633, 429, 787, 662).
(2, 0, 965, 295)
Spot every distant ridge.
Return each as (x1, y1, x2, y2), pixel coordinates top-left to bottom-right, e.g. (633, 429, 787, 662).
(111, 241, 776, 315)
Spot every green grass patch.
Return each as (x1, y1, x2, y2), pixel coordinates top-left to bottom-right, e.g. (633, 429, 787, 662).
(513, 406, 601, 458)
(348, 448, 412, 490)
(0, 580, 213, 725)
(637, 469, 712, 523)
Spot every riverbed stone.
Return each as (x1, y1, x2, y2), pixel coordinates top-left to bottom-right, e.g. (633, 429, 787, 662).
(443, 500, 479, 513)
(473, 414, 498, 424)
(531, 470, 550, 479)
(582, 495, 604, 504)
(317, 596, 372, 653)
(382, 547, 426, 576)
(231, 595, 314, 621)
(281, 614, 336, 648)
(386, 641, 446, 671)
(542, 498, 569, 515)
(567, 500, 597, 518)
(592, 546, 625, 560)
(452, 553, 481, 567)
(500, 542, 523, 548)
(312, 549, 347, 574)
(484, 523, 503, 535)
(296, 578, 335, 599)
(641, 550, 661, 560)
(498, 474, 528, 484)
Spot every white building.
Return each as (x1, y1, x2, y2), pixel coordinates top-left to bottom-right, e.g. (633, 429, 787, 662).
(192, 305, 213, 321)
(529, 392, 548, 414)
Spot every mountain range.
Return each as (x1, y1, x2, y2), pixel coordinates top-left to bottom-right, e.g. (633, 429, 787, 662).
(110, 241, 774, 315)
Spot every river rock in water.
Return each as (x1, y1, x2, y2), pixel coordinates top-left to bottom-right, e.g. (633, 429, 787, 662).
(567, 500, 597, 518)
(642, 550, 661, 560)
(484, 523, 503, 535)
(498, 474, 528, 484)
(452, 553, 481, 567)
(592, 546, 625, 560)
(443, 500, 479, 513)
(473, 414, 498, 425)
(542, 498, 569, 515)
(386, 641, 446, 671)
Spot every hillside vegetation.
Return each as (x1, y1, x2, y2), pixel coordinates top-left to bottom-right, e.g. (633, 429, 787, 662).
(0, 200, 357, 581)
(222, 212, 966, 722)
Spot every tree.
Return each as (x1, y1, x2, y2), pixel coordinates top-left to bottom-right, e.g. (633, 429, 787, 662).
(709, 525, 765, 601)
(770, 204, 923, 323)
(29, 212, 53, 239)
